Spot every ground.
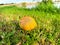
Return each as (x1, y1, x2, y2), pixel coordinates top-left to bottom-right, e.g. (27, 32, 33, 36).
(0, 3, 60, 45)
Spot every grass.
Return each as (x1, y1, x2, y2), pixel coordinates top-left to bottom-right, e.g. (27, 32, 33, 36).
(0, 2, 60, 45)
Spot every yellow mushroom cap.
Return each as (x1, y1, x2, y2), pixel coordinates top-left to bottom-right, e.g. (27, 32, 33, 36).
(19, 16, 37, 31)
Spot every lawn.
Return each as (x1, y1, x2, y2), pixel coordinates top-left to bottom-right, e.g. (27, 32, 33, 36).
(0, 2, 60, 45)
